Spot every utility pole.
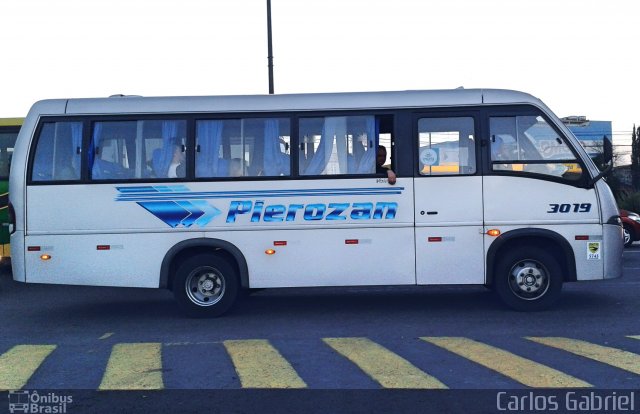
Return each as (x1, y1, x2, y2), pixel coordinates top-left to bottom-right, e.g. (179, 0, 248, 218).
(267, 0, 274, 94)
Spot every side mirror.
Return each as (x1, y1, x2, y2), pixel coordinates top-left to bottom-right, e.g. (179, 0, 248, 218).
(588, 163, 613, 187)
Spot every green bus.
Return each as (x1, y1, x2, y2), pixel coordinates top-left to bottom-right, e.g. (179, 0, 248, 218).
(0, 118, 22, 261)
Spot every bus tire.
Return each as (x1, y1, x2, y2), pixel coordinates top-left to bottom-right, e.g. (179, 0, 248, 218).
(494, 247, 563, 311)
(173, 253, 239, 318)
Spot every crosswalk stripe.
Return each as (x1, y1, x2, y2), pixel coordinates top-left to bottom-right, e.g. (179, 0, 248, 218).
(99, 343, 164, 390)
(528, 337, 640, 375)
(223, 339, 307, 388)
(0, 345, 56, 390)
(422, 337, 591, 388)
(324, 337, 447, 389)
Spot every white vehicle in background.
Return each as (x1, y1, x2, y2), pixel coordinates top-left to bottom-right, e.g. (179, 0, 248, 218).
(9, 89, 623, 317)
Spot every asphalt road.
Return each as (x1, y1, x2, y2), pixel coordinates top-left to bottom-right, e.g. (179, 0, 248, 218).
(1, 245, 639, 412)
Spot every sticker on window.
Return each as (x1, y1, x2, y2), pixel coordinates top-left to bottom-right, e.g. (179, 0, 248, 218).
(420, 148, 439, 166)
(587, 242, 601, 260)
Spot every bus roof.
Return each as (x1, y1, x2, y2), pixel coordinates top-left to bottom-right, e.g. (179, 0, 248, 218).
(29, 89, 545, 116)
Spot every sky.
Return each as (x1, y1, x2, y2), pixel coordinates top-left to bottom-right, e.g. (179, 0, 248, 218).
(2, 0, 638, 147)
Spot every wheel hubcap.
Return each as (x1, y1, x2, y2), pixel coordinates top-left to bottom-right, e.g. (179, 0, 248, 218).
(508, 260, 550, 300)
(624, 229, 631, 245)
(185, 267, 226, 307)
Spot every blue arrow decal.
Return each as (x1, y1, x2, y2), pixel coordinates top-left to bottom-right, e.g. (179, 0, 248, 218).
(191, 200, 222, 227)
(138, 201, 188, 228)
(136, 199, 221, 228)
(175, 200, 206, 227)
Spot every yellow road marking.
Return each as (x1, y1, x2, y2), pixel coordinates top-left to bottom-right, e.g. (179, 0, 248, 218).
(324, 337, 447, 389)
(0, 345, 56, 390)
(99, 343, 164, 390)
(422, 337, 591, 388)
(529, 337, 640, 375)
(224, 339, 306, 388)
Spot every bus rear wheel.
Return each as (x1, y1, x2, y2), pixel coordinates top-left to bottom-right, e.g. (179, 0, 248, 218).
(494, 247, 563, 311)
(173, 253, 239, 318)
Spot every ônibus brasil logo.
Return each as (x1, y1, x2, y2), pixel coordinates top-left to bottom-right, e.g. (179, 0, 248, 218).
(8, 390, 73, 413)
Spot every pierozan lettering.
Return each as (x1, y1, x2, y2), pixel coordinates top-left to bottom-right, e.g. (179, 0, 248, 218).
(226, 200, 398, 223)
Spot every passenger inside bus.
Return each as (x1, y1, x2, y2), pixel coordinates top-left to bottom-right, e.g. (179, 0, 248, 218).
(491, 135, 516, 171)
(229, 158, 246, 177)
(167, 144, 185, 178)
(376, 145, 396, 185)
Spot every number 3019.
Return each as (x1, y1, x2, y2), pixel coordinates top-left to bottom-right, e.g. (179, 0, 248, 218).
(547, 203, 591, 213)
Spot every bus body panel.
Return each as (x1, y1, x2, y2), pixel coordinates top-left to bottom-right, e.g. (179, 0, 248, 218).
(483, 224, 604, 281)
(10, 100, 67, 236)
(603, 223, 624, 279)
(416, 225, 485, 284)
(483, 176, 605, 281)
(241, 227, 416, 288)
(0, 117, 24, 259)
(595, 179, 621, 225)
(11, 230, 25, 282)
(24, 232, 192, 287)
(482, 176, 600, 226)
(25, 177, 415, 288)
(414, 176, 484, 284)
(26, 179, 413, 233)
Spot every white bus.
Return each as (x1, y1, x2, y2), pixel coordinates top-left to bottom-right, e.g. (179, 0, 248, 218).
(9, 89, 623, 317)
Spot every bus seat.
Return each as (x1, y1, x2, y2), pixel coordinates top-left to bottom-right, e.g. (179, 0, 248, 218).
(92, 159, 130, 179)
(196, 158, 229, 177)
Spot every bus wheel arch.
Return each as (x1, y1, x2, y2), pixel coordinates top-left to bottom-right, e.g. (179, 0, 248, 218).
(486, 229, 576, 310)
(160, 238, 249, 292)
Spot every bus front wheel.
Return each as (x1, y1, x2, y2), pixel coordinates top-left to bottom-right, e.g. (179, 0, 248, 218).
(173, 253, 239, 318)
(494, 247, 563, 311)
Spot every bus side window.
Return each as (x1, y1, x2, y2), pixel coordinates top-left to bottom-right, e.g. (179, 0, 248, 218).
(91, 120, 187, 181)
(196, 118, 290, 179)
(298, 115, 390, 176)
(417, 117, 476, 176)
(489, 115, 583, 181)
(31, 122, 82, 182)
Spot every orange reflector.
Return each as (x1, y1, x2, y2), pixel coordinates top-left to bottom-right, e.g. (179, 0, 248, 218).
(265, 249, 276, 255)
(486, 229, 501, 237)
(428, 237, 442, 242)
(40, 254, 51, 261)
(575, 235, 589, 240)
(273, 241, 287, 246)
(345, 239, 359, 245)
(97, 245, 110, 250)
(28, 246, 41, 252)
